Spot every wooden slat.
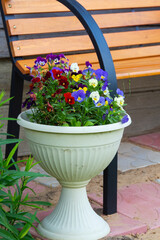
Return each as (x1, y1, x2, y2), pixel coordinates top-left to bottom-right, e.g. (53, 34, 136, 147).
(16, 56, 160, 79)
(15, 45, 160, 74)
(11, 29, 160, 57)
(2, 0, 160, 15)
(7, 11, 160, 36)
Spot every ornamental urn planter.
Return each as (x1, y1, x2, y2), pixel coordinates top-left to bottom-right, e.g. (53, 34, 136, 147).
(18, 110, 131, 240)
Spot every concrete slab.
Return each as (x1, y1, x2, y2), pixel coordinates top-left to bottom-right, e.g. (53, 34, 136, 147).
(130, 132, 160, 151)
(89, 182, 160, 230)
(118, 142, 160, 172)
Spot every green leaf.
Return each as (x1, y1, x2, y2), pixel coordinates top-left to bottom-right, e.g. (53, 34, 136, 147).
(26, 201, 52, 206)
(0, 96, 14, 107)
(75, 121, 81, 126)
(19, 212, 37, 239)
(0, 138, 22, 146)
(0, 228, 17, 240)
(84, 121, 94, 126)
(5, 142, 21, 167)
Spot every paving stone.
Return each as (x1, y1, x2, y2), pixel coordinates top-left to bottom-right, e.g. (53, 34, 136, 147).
(130, 132, 160, 151)
(118, 182, 160, 229)
(89, 182, 160, 232)
(118, 142, 160, 172)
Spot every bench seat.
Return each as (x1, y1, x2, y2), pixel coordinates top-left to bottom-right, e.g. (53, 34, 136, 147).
(16, 53, 160, 79)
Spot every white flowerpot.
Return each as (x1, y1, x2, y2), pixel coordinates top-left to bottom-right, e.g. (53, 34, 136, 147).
(18, 110, 131, 240)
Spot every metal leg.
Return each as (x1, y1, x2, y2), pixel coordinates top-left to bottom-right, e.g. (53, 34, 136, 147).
(103, 153, 118, 215)
(5, 66, 24, 162)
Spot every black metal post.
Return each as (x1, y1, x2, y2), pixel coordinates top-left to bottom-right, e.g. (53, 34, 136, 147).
(57, 0, 118, 215)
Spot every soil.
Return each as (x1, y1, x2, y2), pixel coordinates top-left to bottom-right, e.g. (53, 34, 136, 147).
(22, 161, 160, 240)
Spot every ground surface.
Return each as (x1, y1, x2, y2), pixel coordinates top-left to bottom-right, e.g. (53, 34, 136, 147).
(25, 162, 160, 240)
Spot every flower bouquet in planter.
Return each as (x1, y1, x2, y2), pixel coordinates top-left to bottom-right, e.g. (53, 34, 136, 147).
(22, 54, 128, 127)
(18, 54, 131, 240)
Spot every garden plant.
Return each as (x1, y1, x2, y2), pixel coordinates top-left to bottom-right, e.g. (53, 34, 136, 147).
(0, 91, 51, 240)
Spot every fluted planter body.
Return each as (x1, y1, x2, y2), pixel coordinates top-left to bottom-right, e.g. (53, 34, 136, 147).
(18, 110, 131, 240)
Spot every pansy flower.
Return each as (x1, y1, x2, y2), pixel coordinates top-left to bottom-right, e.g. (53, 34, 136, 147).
(102, 81, 108, 91)
(34, 57, 47, 66)
(116, 88, 124, 97)
(121, 115, 129, 124)
(72, 90, 85, 103)
(103, 86, 110, 96)
(90, 91, 100, 103)
(44, 71, 51, 80)
(114, 96, 124, 107)
(105, 97, 113, 106)
(72, 74, 82, 82)
(82, 68, 94, 76)
(70, 63, 79, 73)
(95, 69, 108, 81)
(59, 76, 69, 89)
(85, 61, 92, 68)
(95, 96, 105, 107)
(31, 77, 41, 83)
(52, 69, 63, 79)
(89, 78, 98, 88)
(64, 92, 75, 105)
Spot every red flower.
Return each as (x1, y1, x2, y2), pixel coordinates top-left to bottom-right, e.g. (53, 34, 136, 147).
(52, 69, 63, 79)
(59, 76, 69, 89)
(44, 71, 51, 80)
(47, 102, 53, 112)
(31, 77, 41, 83)
(64, 92, 75, 105)
(29, 83, 34, 90)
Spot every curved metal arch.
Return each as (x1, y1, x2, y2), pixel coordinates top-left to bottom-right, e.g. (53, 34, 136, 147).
(58, 0, 117, 96)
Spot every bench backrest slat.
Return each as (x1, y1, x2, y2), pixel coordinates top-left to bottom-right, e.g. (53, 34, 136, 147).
(7, 11, 160, 36)
(11, 29, 160, 57)
(1, 0, 160, 66)
(2, 0, 160, 15)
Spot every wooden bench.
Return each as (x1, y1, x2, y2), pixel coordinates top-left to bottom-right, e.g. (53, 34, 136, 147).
(1, 0, 160, 215)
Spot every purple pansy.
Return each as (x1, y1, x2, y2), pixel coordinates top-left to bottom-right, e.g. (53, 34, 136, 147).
(22, 97, 36, 109)
(72, 90, 86, 103)
(34, 57, 47, 66)
(95, 69, 108, 81)
(95, 96, 105, 107)
(46, 53, 66, 64)
(82, 68, 94, 76)
(85, 61, 92, 68)
(116, 88, 124, 97)
(78, 83, 87, 89)
(102, 81, 108, 91)
(121, 115, 129, 124)
(105, 97, 113, 105)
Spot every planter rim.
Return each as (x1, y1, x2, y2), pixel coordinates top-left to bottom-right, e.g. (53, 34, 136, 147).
(17, 109, 131, 134)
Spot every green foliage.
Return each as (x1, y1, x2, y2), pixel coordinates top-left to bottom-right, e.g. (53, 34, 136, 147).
(0, 91, 51, 239)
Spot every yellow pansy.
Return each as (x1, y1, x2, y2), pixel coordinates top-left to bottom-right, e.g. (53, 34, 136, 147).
(72, 74, 82, 82)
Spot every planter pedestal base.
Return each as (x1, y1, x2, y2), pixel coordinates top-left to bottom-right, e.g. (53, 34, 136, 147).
(37, 187, 110, 240)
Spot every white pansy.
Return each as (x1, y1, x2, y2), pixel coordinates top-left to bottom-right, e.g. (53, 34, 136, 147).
(90, 91, 100, 103)
(89, 78, 98, 88)
(114, 96, 124, 106)
(103, 87, 110, 96)
(70, 63, 79, 73)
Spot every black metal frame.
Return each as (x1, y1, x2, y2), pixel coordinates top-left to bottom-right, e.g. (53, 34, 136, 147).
(0, 0, 118, 214)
